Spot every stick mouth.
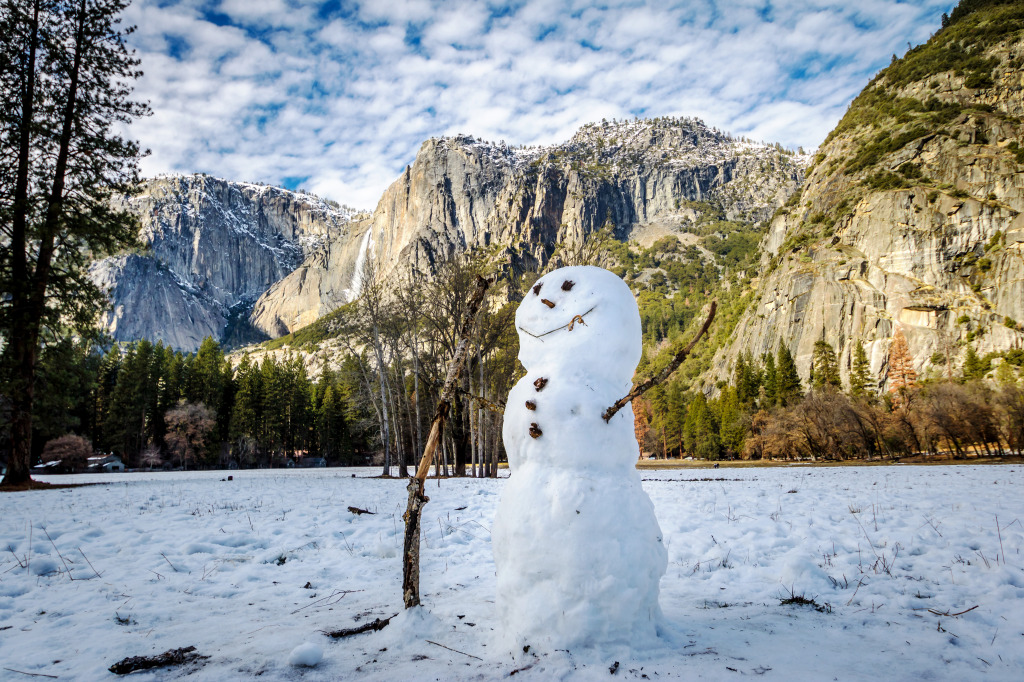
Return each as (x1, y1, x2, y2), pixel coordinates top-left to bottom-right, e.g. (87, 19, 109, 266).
(518, 306, 596, 341)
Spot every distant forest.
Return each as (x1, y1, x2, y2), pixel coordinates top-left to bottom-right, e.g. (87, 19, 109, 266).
(19, 235, 1024, 473)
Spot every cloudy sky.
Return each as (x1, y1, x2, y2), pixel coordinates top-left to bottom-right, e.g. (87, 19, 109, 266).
(124, 0, 952, 209)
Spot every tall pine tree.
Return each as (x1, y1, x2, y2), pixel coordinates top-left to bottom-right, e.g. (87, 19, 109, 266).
(1, 0, 149, 486)
(775, 345, 803, 406)
(683, 393, 721, 460)
(849, 340, 873, 397)
(811, 340, 841, 389)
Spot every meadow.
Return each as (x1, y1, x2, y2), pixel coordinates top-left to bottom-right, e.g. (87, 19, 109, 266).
(1, 465, 1021, 680)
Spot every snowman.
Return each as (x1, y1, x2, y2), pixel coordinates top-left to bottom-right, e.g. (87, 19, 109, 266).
(492, 265, 667, 653)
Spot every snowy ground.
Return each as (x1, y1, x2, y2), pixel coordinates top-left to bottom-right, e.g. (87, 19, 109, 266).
(2, 465, 1023, 680)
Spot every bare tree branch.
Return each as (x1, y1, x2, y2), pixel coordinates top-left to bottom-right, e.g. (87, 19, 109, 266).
(602, 301, 717, 423)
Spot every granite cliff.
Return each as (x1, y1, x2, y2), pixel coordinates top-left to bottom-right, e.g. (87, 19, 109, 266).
(250, 117, 805, 336)
(712, 0, 1024, 390)
(89, 175, 359, 351)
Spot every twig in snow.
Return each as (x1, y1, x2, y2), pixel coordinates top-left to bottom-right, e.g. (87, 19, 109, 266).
(425, 640, 482, 660)
(846, 576, 869, 606)
(290, 589, 363, 614)
(78, 547, 102, 578)
(43, 528, 73, 580)
(324, 614, 396, 638)
(996, 515, 1005, 565)
(7, 546, 28, 570)
(928, 605, 979, 617)
(3, 668, 59, 679)
(160, 552, 180, 573)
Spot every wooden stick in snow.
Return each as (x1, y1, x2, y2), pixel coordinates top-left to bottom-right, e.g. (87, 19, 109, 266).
(602, 301, 717, 423)
(403, 274, 492, 609)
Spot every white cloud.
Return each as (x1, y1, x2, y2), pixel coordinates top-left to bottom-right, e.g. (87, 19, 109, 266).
(123, 0, 952, 209)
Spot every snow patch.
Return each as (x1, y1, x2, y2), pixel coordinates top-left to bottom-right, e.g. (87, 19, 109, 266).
(287, 642, 322, 667)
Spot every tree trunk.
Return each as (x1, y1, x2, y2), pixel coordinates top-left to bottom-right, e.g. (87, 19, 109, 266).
(451, 394, 468, 476)
(2, 1, 86, 489)
(478, 344, 486, 477)
(412, 334, 423, 463)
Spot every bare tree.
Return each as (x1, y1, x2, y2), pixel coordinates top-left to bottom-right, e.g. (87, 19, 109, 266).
(41, 434, 92, 472)
(165, 402, 215, 469)
(353, 254, 394, 475)
(140, 443, 163, 470)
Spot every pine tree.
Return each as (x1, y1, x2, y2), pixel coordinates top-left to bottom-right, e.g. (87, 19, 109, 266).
(734, 351, 762, 405)
(93, 345, 122, 450)
(317, 384, 352, 464)
(32, 337, 98, 447)
(849, 339, 873, 397)
(962, 345, 988, 382)
(1, 0, 150, 486)
(811, 340, 841, 389)
(683, 393, 721, 460)
(775, 345, 803, 406)
(762, 352, 778, 406)
(105, 343, 151, 465)
(715, 386, 746, 457)
(887, 327, 918, 394)
(230, 354, 263, 458)
(259, 356, 285, 463)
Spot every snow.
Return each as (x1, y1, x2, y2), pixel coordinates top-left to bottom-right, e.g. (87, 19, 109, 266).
(0, 465, 1022, 680)
(287, 642, 322, 667)
(494, 266, 666, 653)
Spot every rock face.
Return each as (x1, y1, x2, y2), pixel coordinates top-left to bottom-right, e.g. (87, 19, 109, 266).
(251, 117, 805, 335)
(89, 175, 358, 351)
(713, 5, 1024, 389)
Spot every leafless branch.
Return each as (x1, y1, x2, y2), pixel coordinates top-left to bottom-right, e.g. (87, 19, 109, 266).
(602, 301, 717, 422)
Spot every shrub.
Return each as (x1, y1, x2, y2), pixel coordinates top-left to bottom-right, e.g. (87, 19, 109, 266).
(864, 171, 909, 190)
(964, 71, 994, 89)
(41, 434, 93, 471)
(897, 162, 923, 179)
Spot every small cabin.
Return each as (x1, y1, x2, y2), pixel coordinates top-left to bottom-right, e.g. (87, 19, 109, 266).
(86, 455, 124, 473)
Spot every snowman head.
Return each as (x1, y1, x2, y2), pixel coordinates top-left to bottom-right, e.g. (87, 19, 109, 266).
(516, 265, 641, 385)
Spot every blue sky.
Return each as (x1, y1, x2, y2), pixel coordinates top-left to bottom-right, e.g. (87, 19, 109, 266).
(124, 0, 953, 209)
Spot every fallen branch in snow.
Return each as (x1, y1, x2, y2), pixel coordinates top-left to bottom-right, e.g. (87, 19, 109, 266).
(425, 639, 482, 660)
(602, 300, 717, 423)
(108, 646, 208, 675)
(347, 506, 374, 515)
(404, 275, 492, 609)
(927, 605, 979, 617)
(324, 614, 397, 638)
(291, 589, 363, 614)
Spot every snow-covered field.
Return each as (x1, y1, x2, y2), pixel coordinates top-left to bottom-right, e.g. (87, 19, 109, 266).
(2, 465, 1022, 680)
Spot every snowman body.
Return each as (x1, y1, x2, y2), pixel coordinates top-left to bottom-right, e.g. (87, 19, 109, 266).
(492, 266, 667, 652)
